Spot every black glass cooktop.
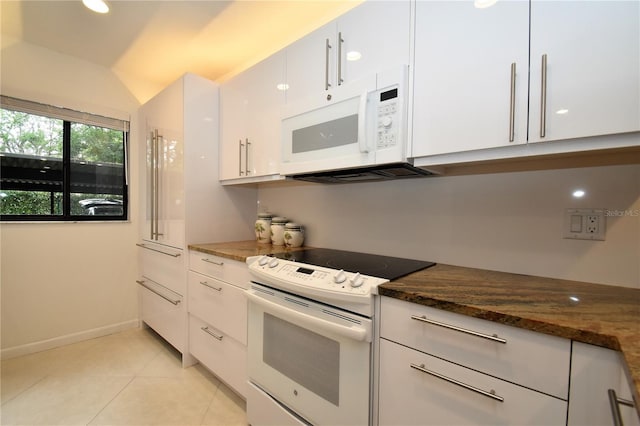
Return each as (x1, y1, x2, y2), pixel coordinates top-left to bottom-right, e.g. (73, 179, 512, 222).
(272, 248, 435, 281)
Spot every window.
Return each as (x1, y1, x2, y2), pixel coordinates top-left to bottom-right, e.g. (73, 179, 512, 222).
(0, 96, 129, 221)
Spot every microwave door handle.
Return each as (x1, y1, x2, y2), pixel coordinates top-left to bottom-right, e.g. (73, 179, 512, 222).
(358, 91, 369, 153)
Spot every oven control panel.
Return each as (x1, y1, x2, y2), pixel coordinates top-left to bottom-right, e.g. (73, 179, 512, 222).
(247, 255, 388, 312)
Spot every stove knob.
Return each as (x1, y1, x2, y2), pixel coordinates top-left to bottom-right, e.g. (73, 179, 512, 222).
(333, 270, 347, 284)
(268, 258, 280, 268)
(350, 272, 364, 288)
(258, 256, 269, 266)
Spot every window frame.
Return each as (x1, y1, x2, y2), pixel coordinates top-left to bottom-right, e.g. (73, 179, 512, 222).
(0, 96, 130, 222)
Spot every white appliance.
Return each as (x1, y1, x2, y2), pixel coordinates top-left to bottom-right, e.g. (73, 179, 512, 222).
(280, 66, 433, 183)
(245, 249, 435, 425)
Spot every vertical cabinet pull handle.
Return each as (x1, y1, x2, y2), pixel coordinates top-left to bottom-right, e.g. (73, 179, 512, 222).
(149, 131, 156, 239)
(337, 32, 344, 86)
(325, 38, 332, 91)
(410, 363, 504, 403)
(153, 129, 162, 239)
(540, 54, 548, 138)
(238, 139, 244, 176)
(509, 62, 516, 142)
(245, 138, 250, 175)
(608, 389, 635, 426)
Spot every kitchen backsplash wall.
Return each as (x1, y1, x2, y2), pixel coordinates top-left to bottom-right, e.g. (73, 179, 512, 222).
(258, 164, 639, 289)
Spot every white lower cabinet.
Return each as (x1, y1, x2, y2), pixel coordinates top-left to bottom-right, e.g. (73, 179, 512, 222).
(378, 339, 567, 425)
(568, 341, 639, 426)
(139, 280, 185, 353)
(187, 251, 249, 398)
(188, 314, 247, 397)
(378, 296, 570, 425)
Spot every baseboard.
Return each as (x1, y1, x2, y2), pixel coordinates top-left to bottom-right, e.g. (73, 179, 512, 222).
(0, 319, 140, 360)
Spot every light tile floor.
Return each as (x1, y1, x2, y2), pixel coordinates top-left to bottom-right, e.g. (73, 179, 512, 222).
(0, 327, 247, 425)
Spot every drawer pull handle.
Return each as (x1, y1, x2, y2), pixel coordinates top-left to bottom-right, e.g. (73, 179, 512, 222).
(201, 326, 224, 341)
(410, 315, 507, 344)
(136, 280, 181, 305)
(410, 363, 504, 403)
(199, 281, 222, 292)
(201, 258, 224, 266)
(608, 389, 635, 426)
(136, 243, 181, 258)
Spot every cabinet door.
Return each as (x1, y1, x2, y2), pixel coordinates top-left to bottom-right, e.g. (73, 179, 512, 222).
(139, 80, 185, 249)
(411, 1, 529, 157)
(529, 1, 640, 143)
(285, 21, 336, 105)
(219, 76, 248, 180)
(245, 51, 286, 178)
(335, 0, 410, 85)
(568, 342, 640, 426)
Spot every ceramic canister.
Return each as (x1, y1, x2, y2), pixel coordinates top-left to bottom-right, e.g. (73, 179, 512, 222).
(284, 222, 304, 248)
(270, 217, 288, 246)
(255, 213, 273, 244)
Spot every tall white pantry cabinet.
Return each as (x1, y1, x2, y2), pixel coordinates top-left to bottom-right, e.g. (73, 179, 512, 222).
(137, 73, 256, 365)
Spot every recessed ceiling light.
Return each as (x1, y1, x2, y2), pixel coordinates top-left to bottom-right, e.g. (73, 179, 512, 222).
(83, 0, 109, 14)
(572, 189, 586, 198)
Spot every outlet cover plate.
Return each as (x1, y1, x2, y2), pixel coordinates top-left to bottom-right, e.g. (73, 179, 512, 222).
(564, 208, 606, 241)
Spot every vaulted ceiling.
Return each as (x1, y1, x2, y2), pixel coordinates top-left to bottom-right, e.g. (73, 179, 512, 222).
(1, 0, 360, 103)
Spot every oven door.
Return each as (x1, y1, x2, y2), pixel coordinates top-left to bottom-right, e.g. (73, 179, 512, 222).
(246, 284, 372, 426)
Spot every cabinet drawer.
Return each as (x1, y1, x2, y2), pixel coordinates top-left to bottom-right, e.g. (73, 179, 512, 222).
(187, 271, 247, 345)
(189, 251, 251, 289)
(189, 314, 247, 398)
(139, 243, 185, 295)
(380, 296, 570, 399)
(139, 280, 186, 353)
(379, 339, 567, 426)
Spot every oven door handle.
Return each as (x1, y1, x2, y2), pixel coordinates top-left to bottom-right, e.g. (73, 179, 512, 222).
(246, 291, 370, 342)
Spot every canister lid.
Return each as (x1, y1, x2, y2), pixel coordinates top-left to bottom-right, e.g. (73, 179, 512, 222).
(257, 213, 273, 219)
(271, 216, 288, 224)
(285, 222, 303, 230)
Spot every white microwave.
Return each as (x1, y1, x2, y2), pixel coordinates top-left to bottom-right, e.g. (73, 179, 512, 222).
(280, 65, 431, 182)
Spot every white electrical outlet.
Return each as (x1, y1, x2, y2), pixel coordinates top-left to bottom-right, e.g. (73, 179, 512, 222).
(564, 209, 606, 241)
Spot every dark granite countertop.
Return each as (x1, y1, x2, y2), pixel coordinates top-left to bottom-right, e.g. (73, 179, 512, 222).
(189, 241, 639, 412)
(378, 263, 640, 412)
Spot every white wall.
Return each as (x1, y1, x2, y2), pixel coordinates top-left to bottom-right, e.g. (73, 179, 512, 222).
(258, 164, 640, 288)
(1, 38, 141, 355)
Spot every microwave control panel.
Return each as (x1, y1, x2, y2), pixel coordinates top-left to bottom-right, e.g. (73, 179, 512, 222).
(376, 87, 400, 149)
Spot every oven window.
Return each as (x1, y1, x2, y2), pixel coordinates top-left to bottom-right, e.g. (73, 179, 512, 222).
(263, 313, 340, 406)
(291, 114, 358, 154)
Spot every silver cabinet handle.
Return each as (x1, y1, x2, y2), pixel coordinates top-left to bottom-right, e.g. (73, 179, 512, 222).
(136, 243, 181, 257)
(608, 389, 636, 426)
(325, 38, 332, 91)
(153, 129, 162, 239)
(509, 62, 516, 142)
(540, 54, 548, 138)
(201, 326, 223, 341)
(245, 138, 250, 175)
(238, 139, 244, 176)
(200, 281, 222, 292)
(201, 258, 223, 266)
(149, 130, 156, 239)
(337, 32, 344, 86)
(136, 280, 181, 305)
(410, 315, 507, 344)
(410, 363, 504, 403)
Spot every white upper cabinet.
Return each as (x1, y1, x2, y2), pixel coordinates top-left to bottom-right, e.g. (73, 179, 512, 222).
(219, 51, 286, 183)
(411, 0, 640, 160)
(528, 0, 640, 143)
(411, 0, 530, 157)
(285, 1, 411, 107)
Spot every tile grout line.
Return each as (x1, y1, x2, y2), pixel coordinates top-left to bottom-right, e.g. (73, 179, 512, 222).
(0, 373, 49, 407)
(84, 375, 135, 426)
